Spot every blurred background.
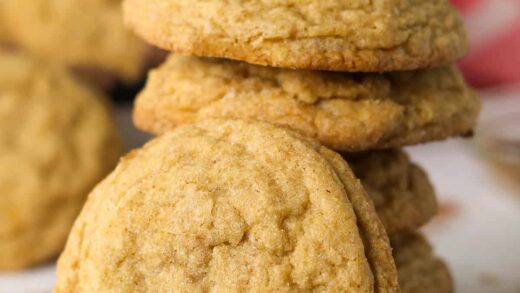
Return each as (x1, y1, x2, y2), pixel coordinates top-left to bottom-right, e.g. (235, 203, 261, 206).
(415, 1, 520, 292)
(0, 0, 519, 292)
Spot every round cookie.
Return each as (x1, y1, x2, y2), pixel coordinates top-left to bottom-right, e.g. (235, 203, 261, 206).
(0, 51, 121, 270)
(133, 55, 481, 151)
(0, 0, 151, 83)
(346, 150, 437, 234)
(123, 0, 467, 72)
(54, 119, 399, 292)
(391, 232, 453, 293)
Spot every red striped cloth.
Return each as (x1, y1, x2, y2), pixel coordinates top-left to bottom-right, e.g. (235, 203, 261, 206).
(451, 0, 520, 88)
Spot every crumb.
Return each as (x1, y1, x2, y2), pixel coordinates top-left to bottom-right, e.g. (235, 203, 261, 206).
(436, 200, 460, 220)
(422, 199, 460, 232)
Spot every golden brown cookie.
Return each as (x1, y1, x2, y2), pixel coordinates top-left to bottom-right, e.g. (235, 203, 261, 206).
(0, 29, 6, 46)
(0, 0, 151, 83)
(134, 55, 481, 151)
(0, 4, 9, 44)
(391, 232, 453, 293)
(0, 51, 121, 270)
(123, 0, 467, 72)
(54, 119, 398, 292)
(347, 150, 437, 234)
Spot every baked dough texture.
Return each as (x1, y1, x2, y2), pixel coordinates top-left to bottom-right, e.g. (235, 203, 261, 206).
(0, 51, 121, 270)
(54, 119, 398, 292)
(347, 150, 437, 234)
(0, 5, 7, 43)
(134, 55, 480, 151)
(391, 232, 453, 293)
(123, 0, 467, 72)
(0, 0, 150, 82)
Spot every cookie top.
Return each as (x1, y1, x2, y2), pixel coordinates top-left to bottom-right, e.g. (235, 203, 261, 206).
(0, 0, 151, 83)
(134, 55, 480, 151)
(123, 0, 467, 72)
(0, 51, 121, 270)
(391, 232, 453, 293)
(55, 119, 398, 292)
(347, 150, 437, 234)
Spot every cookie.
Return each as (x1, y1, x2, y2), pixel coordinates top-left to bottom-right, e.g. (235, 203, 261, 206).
(0, 4, 9, 44)
(54, 119, 399, 292)
(0, 0, 151, 83)
(123, 0, 467, 72)
(133, 55, 481, 151)
(347, 150, 437, 234)
(391, 232, 453, 293)
(0, 51, 121, 270)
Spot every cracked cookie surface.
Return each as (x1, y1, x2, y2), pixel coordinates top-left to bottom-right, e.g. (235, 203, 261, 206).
(347, 150, 437, 234)
(123, 0, 467, 71)
(55, 119, 398, 292)
(134, 55, 480, 151)
(391, 232, 453, 293)
(0, 0, 151, 83)
(0, 51, 121, 270)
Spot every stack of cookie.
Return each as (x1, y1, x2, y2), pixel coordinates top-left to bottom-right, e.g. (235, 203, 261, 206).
(54, 0, 480, 291)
